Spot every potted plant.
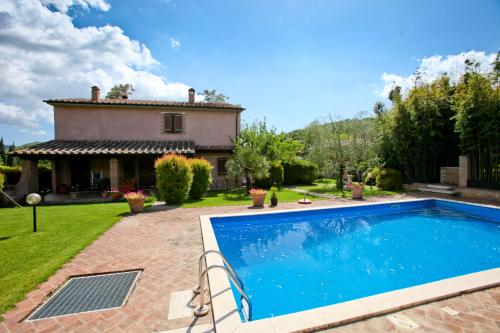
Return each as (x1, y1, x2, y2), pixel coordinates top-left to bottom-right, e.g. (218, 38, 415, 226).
(109, 187, 121, 200)
(270, 186, 278, 207)
(249, 188, 267, 207)
(123, 191, 147, 213)
(70, 184, 79, 199)
(349, 182, 365, 199)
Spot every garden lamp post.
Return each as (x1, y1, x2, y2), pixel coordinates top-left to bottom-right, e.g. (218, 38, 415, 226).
(26, 193, 41, 232)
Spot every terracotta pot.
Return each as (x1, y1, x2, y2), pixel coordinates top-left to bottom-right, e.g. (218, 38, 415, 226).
(110, 192, 121, 200)
(250, 192, 267, 207)
(127, 197, 145, 213)
(351, 183, 364, 199)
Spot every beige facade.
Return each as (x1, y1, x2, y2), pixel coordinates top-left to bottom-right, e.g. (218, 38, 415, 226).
(12, 87, 243, 198)
(54, 105, 240, 145)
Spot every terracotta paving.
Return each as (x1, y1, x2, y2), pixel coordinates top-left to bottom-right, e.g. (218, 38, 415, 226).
(1, 193, 499, 332)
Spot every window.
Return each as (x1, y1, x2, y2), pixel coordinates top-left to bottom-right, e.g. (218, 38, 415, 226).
(217, 158, 228, 175)
(164, 113, 184, 133)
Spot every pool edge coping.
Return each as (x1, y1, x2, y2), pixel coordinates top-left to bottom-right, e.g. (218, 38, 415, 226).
(199, 197, 500, 333)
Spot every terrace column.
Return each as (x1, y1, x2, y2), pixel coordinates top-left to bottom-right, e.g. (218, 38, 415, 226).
(15, 159, 39, 199)
(458, 155, 470, 188)
(110, 158, 120, 189)
(51, 160, 57, 193)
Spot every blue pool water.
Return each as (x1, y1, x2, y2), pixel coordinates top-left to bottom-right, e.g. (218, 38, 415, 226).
(210, 199, 500, 320)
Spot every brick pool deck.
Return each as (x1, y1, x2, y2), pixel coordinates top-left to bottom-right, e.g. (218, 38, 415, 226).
(1, 193, 499, 332)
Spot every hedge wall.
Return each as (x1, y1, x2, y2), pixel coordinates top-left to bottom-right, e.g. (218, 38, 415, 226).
(283, 160, 318, 185)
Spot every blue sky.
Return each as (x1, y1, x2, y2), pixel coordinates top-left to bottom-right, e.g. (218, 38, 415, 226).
(0, 0, 499, 144)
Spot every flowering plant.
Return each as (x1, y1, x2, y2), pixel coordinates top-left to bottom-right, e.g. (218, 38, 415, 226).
(249, 188, 267, 195)
(122, 190, 147, 200)
(109, 187, 120, 193)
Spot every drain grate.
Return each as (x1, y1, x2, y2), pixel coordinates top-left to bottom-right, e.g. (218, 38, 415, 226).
(28, 270, 141, 320)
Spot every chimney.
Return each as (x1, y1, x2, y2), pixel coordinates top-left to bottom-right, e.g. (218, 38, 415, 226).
(188, 88, 195, 103)
(91, 86, 100, 102)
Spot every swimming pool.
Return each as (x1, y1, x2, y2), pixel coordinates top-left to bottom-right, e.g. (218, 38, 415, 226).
(202, 198, 500, 329)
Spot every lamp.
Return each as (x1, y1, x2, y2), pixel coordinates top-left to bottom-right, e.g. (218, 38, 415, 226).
(26, 193, 41, 232)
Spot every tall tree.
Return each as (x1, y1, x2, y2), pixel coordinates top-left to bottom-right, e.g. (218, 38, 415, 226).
(0, 138, 6, 166)
(226, 146, 270, 193)
(106, 84, 135, 99)
(6, 143, 19, 166)
(202, 89, 228, 103)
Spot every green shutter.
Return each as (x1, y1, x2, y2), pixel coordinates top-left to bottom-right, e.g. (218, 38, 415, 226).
(173, 114, 183, 132)
(164, 114, 173, 133)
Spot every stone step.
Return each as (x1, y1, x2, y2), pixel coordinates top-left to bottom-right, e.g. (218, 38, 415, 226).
(426, 184, 454, 190)
(418, 187, 457, 195)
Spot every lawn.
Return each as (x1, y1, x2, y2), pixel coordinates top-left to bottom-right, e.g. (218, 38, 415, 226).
(0, 201, 151, 317)
(181, 187, 321, 208)
(297, 178, 403, 197)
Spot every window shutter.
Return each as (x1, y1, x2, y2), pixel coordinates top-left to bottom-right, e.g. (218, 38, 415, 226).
(173, 114, 183, 132)
(164, 114, 173, 133)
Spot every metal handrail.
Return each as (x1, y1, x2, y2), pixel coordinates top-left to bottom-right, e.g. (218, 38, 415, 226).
(194, 250, 244, 295)
(194, 264, 252, 322)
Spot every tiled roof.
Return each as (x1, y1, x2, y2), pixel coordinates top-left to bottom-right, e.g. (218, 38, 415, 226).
(44, 98, 244, 110)
(11, 140, 199, 156)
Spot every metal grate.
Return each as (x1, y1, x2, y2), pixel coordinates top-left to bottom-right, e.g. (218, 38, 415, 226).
(28, 270, 141, 320)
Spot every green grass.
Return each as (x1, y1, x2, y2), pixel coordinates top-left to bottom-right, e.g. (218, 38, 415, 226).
(0, 200, 152, 317)
(181, 188, 322, 208)
(298, 178, 404, 197)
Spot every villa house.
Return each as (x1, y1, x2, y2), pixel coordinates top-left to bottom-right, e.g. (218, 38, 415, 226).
(12, 87, 244, 198)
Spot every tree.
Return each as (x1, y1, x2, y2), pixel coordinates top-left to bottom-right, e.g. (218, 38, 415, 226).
(0, 138, 6, 166)
(226, 146, 270, 193)
(373, 101, 386, 116)
(106, 84, 135, 99)
(236, 119, 303, 163)
(202, 89, 228, 103)
(6, 143, 19, 167)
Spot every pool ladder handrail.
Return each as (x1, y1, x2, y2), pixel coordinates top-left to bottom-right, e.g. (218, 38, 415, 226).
(193, 251, 252, 321)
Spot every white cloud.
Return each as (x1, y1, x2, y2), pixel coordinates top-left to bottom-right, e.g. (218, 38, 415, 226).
(41, 0, 110, 13)
(170, 37, 180, 48)
(0, 0, 192, 136)
(378, 51, 497, 98)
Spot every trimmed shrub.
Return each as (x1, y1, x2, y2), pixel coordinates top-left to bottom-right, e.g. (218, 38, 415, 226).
(189, 158, 213, 199)
(254, 161, 284, 189)
(0, 165, 21, 185)
(0, 173, 4, 190)
(376, 168, 403, 190)
(283, 160, 318, 185)
(155, 154, 193, 205)
(364, 167, 381, 186)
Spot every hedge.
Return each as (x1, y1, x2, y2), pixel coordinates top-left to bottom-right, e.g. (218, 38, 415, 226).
(0, 166, 21, 185)
(254, 161, 284, 189)
(364, 167, 381, 186)
(189, 158, 213, 199)
(283, 160, 318, 185)
(376, 168, 403, 190)
(0, 173, 4, 190)
(155, 154, 193, 205)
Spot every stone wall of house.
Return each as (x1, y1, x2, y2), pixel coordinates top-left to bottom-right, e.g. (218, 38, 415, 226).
(440, 167, 459, 185)
(197, 152, 238, 190)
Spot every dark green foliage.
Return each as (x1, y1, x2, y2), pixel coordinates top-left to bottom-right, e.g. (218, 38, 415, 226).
(155, 154, 193, 205)
(283, 160, 318, 185)
(189, 158, 213, 199)
(0, 173, 4, 190)
(202, 89, 228, 103)
(453, 63, 500, 186)
(254, 161, 284, 189)
(0, 138, 6, 166)
(376, 168, 403, 190)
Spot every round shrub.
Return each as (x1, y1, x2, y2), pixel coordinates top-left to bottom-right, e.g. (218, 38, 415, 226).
(254, 161, 284, 189)
(283, 160, 318, 185)
(189, 158, 213, 199)
(364, 167, 381, 186)
(376, 168, 402, 190)
(155, 154, 193, 205)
